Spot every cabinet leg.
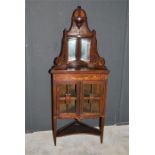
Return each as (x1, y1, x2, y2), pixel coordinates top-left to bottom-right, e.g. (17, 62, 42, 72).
(99, 117, 105, 143)
(53, 116, 57, 146)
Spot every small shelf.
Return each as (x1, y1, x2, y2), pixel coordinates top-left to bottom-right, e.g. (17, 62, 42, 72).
(56, 120, 101, 137)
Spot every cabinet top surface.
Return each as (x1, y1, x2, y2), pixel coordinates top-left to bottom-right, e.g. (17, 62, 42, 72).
(51, 68, 110, 74)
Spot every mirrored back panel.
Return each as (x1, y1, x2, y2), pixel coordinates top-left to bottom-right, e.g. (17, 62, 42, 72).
(80, 38, 91, 61)
(68, 38, 77, 61)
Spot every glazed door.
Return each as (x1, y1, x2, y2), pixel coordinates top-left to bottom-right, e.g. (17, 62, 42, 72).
(82, 81, 103, 114)
(57, 82, 79, 114)
(57, 81, 104, 115)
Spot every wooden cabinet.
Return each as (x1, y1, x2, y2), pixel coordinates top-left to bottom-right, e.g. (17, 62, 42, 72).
(50, 6, 110, 145)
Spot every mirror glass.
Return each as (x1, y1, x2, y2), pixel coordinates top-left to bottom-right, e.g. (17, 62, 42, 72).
(81, 39, 90, 61)
(68, 38, 76, 61)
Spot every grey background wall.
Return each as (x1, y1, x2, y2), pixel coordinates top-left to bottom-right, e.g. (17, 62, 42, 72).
(25, 0, 129, 132)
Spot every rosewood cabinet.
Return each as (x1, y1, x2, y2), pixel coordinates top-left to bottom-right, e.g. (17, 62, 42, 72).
(50, 6, 110, 145)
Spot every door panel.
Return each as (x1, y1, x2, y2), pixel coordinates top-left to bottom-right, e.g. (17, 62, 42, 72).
(57, 82, 78, 114)
(83, 84, 100, 97)
(82, 82, 101, 114)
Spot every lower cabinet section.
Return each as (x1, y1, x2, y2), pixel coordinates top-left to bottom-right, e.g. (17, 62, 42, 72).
(52, 72, 109, 146)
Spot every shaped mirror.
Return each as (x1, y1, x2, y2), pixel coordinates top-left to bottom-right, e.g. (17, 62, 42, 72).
(68, 38, 76, 61)
(81, 39, 90, 61)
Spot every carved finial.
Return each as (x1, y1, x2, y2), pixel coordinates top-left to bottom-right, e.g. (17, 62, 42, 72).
(77, 6, 81, 9)
(72, 6, 87, 29)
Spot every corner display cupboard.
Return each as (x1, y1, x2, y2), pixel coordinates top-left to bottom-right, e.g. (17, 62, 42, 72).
(49, 6, 110, 145)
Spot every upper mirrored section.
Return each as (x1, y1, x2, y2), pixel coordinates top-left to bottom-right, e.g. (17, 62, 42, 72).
(68, 38, 76, 61)
(53, 6, 106, 70)
(81, 39, 90, 61)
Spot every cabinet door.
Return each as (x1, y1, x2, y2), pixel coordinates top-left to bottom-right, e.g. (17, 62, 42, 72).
(82, 81, 103, 114)
(57, 82, 79, 114)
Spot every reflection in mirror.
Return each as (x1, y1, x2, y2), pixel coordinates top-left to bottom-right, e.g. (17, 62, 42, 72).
(81, 39, 90, 61)
(68, 38, 76, 61)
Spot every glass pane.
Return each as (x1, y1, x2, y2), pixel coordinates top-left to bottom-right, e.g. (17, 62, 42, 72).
(83, 99, 90, 112)
(58, 83, 77, 113)
(59, 84, 66, 97)
(68, 38, 76, 61)
(83, 99, 100, 113)
(68, 100, 76, 113)
(68, 84, 76, 97)
(92, 84, 100, 97)
(59, 100, 66, 113)
(58, 84, 76, 97)
(83, 84, 100, 97)
(59, 100, 76, 113)
(81, 39, 90, 61)
(91, 100, 100, 113)
(83, 84, 91, 97)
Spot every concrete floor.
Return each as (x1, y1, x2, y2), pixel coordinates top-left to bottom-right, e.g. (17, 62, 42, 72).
(26, 125, 129, 155)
